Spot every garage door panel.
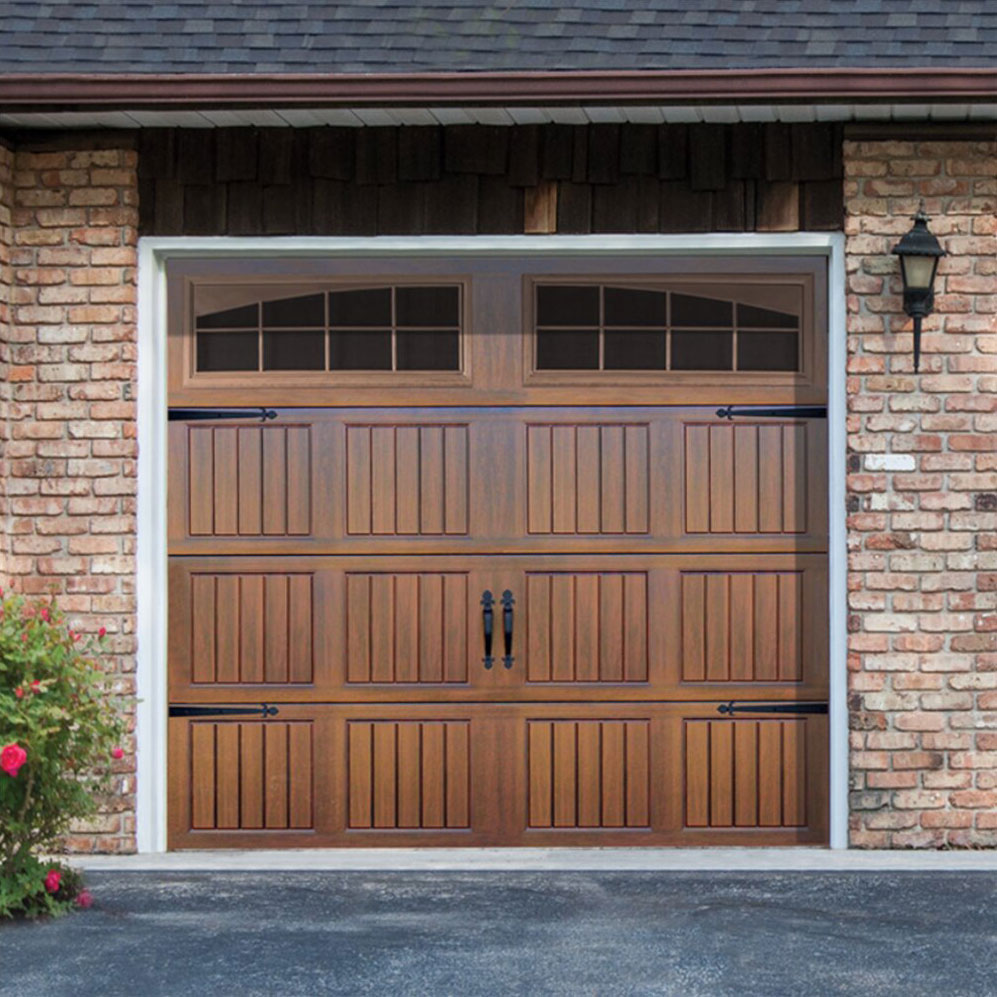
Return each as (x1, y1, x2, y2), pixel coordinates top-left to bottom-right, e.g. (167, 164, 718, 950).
(682, 417, 826, 542)
(681, 714, 827, 837)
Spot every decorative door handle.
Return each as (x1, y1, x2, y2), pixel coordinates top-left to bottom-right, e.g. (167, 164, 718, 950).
(481, 590, 494, 669)
(501, 589, 515, 669)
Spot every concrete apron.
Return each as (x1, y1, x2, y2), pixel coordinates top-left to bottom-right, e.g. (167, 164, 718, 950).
(72, 847, 997, 873)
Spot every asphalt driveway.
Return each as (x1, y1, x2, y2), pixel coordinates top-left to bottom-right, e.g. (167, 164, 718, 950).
(2, 871, 996, 996)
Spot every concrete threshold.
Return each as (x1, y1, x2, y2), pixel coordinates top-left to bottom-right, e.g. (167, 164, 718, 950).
(72, 847, 997, 873)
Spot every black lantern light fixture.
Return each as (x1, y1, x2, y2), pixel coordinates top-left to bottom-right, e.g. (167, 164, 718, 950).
(891, 202, 945, 371)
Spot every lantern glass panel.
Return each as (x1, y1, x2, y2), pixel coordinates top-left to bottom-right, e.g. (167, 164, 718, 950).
(901, 254, 937, 291)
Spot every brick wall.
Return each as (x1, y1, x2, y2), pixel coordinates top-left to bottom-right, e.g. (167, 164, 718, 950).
(0, 143, 13, 572)
(845, 138, 997, 847)
(2, 138, 139, 852)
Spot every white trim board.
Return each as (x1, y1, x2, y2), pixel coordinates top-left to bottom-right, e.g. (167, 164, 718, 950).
(135, 233, 848, 855)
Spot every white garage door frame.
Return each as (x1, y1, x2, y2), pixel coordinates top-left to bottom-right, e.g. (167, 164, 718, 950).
(135, 233, 848, 854)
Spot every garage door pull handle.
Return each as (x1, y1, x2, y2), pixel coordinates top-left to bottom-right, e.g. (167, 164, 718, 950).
(501, 590, 515, 669)
(481, 590, 495, 669)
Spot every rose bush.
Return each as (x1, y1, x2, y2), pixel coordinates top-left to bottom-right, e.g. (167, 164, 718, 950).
(0, 590, 127, 918)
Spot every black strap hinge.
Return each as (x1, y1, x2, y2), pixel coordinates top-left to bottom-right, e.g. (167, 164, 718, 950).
(718, 701, 828, 717)
(168, 407, 277, 423)
(169, 703, 279, 718)
(716, 405, 827, 420)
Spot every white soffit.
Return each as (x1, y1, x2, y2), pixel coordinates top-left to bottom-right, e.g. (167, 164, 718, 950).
(1, 103, 995, 129)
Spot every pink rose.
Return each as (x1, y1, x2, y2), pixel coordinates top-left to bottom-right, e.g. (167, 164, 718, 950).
(40, 607, 49, 622)
(111, 746, 124, 760)
(44, 869, 61, 894)
(98, 627, 106, 638)
(76, 890, 93, 909)
(15, 687, 24, 699)
(30, 680, 41, 694)
(0, 743, 27, 778)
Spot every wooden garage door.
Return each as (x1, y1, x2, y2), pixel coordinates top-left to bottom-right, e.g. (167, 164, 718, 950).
(166, 255, 829, 848)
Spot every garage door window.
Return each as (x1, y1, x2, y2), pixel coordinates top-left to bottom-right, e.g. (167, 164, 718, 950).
(534, 282, 801, 373)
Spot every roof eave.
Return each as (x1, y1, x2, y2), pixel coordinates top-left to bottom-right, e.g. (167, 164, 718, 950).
(0, 68, 995, 111)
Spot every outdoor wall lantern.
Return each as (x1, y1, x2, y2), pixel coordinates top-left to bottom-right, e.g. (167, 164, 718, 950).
(891, 204, 945, 371)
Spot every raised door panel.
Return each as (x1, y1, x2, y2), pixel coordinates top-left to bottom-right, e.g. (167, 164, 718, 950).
(682, 417, 827, 546)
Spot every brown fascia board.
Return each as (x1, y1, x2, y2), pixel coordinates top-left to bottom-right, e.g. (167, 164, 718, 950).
(0, 68, 994, 110)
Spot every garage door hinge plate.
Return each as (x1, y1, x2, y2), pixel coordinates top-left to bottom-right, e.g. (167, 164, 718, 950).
(168, 703, 280, 718)
(715, 405, 827, 420)
(718, 701, 828, 716)
(168, 407, 278, 423)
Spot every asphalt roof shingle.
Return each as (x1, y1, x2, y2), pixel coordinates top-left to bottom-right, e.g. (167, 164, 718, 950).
(0, 0, 994, 74)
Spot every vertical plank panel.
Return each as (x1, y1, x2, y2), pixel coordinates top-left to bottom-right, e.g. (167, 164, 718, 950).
(346, 426, 372, 534)
(705, 574, 730, 682)
(288, 723, 313, 828)
(240, 575, 264, 684)
(264, 575, 289, 683)
(734, 721, 759, 826)
(733, 425, 759, 533)
(445, 723, 470, 828)
(288, 574, 313, 684)
(782, 721, 807, 826)
(599, 574, 624, 683)
(239, 722, 264, 829)
(370, 575, 395, 683)
(758, 425, 783, 533)
(574, 574, 600, 682)
(623, 573, 648, 682)
(264, 723, 289, 829)
(783, 424, 807, 533)
(681, 574, 705, 683)
(552, 722, 577, 827)
(262, 427, 288, 535)
(754, 573, 779, 682)
(729, 574, 754, 682)
(421, 722, 445, 828)
(757, 721, 782, 826)
(237, 427, 262, 535)
(444, 426, 468, 534)
(527, 426, 552, 533)
(396, 723, 422, 828)
(346, 575, 371, 683)
(709, 722, 734, 827)
(371, 427, 396, 535)
(527, 574, 551, 682)
(285, 426, 312, 536)
(708, 426, 734, 533)
(419, 574, 443, 683)
(188, 428, 214, 536)
(395, 426, 421, 535)
(624, 425, 649, 533)
(419, 426, 445, 534)
(212, 427, 239, 535)
(551, 426, 577, 534)
(624, 722, 650, 827)
(684, 426, 710, 533)
(576, 722, 602, 827)
(685, 722, 709, 828)
(443, 574, 467, 683)
(601, 722, 625, 827)
(214, 575, 241, 684)
(528, 721, 553, 827)
(600, 425, 625, 533)
(190, 724, 216, 829)
(550, 575, 575, 682)
(779, 573, 803, 682)
(394, 574, 420, 683)
(348, 722, 373, 828)
(191, 575, 216, 683)
(576, 426, 601, 534)
(371, 723, 397, 828)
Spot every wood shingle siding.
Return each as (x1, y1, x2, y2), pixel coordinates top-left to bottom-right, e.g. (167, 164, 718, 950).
(137, 123, 844, 237)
